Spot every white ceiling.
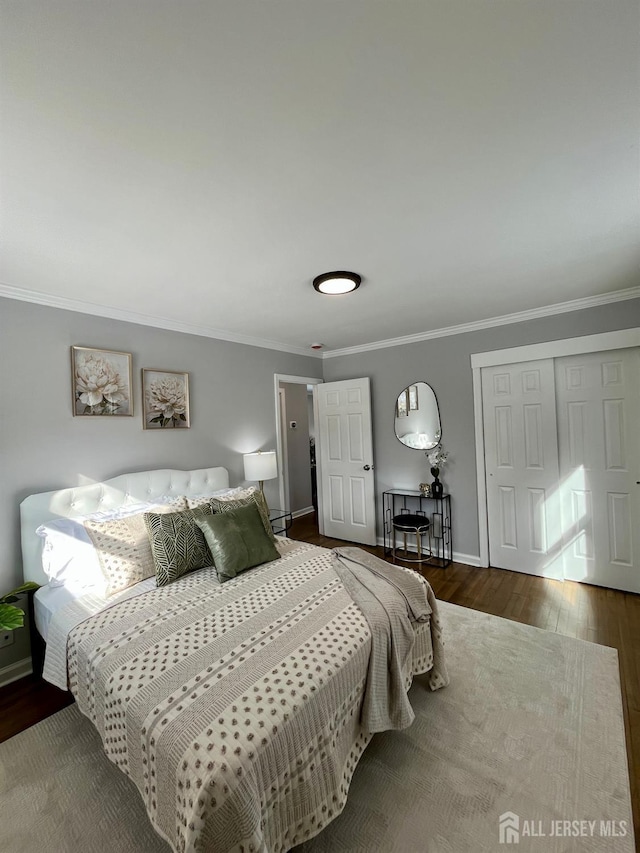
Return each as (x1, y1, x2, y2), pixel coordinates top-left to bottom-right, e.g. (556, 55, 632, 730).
(2, 1, 639, 354)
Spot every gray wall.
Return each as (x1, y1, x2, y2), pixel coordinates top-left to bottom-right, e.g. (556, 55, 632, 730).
(281, 383, 313, 513)
(323, 298, 640, 562)
(0, 297, 322, 666)
(2, 294, 638, 670)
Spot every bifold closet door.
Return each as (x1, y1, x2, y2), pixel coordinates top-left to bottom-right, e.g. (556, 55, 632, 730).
(555, 348, 640, 594)
(482, 359, 563, 577)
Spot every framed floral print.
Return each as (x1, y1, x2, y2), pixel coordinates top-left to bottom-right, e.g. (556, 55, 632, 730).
(71, 346, 133, 416)
(396, 388, 409, 417)
(142, 369, 190, 429)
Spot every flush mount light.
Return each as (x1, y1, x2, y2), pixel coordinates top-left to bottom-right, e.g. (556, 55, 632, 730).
(313, 271, 361, 295)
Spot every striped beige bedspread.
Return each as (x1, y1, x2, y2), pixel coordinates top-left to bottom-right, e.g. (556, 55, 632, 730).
(67, 540, 447, 853)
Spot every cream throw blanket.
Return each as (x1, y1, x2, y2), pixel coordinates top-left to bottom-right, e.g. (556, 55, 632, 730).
(332, 547, 449, 733)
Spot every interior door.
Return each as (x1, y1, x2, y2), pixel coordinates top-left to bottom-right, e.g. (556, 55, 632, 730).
(482, 360, 563, 577)
(314, 377, 377, 545)
(555, 348, 640, 593)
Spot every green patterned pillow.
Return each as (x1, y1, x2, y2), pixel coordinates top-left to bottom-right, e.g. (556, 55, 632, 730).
(196, 503, 280, 583)
(144, 505, 214, 586)
(210, 487, 276, 541)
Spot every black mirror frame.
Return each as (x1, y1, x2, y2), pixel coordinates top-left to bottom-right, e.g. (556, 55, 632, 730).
(393, 381, 442, 451)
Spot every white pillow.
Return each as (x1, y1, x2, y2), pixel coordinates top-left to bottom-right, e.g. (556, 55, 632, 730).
(37, 518, 106, 594)
(36, 496, 186, 593)
(185, 486, 253, 509)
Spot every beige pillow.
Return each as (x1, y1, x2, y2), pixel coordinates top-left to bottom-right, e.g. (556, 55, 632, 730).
(84, 497, 187, 596)
(185, 486, 254, 510)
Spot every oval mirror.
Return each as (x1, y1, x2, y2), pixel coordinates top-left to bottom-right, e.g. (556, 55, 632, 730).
(394, 382, 441, 450)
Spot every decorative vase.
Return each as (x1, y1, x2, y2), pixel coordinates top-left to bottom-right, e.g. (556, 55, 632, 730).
(431, 466, 443, 498)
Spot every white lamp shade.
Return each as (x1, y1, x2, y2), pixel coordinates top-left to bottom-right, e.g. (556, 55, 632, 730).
(243, 450, 277, 483)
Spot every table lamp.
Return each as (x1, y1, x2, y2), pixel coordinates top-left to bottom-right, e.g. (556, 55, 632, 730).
(243, 450, 277, 493)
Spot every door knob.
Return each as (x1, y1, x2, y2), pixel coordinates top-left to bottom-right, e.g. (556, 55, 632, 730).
(363, 464, 372, 471)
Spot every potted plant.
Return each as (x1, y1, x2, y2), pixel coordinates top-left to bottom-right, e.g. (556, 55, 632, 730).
(0, 583, 39, 631)
(426, 447, 449, 498)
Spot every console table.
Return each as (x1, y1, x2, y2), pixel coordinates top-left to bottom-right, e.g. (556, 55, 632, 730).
(383, 489, 452, 568)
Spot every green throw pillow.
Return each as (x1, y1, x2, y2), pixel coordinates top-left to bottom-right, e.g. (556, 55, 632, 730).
(144, 505, 214, 586)
(209, 489, 276, 541)
(195, 503, 280, 583)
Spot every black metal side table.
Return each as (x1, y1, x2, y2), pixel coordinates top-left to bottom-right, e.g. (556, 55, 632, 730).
(383, 489, 452, 567)
(269, 508, 293, 537)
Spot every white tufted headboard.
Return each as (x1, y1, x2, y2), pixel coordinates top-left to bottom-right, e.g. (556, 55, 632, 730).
(20, 467, 230, 587)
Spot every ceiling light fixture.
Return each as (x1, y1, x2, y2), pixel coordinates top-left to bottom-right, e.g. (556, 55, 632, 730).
(312, 271, 361, 295)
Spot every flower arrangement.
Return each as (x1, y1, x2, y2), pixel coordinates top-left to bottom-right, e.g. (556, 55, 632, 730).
(0, 583, 39, 631)
(427, 447, 449, 478)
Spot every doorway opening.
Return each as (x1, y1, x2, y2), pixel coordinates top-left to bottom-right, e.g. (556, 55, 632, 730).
(274, 374, 323, 523)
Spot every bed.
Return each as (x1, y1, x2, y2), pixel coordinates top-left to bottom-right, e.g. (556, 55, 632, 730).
(20, 466, 448, 853)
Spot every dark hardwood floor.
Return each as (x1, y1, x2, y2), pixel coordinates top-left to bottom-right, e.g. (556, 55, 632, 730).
(1, 512, 638, 846)
(0, 669, 73, 742)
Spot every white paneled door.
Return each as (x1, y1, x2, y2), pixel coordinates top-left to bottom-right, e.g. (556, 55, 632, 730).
(482, 348, 640, 593)
(482, 359, 563, 578)
(315, 378, 377, 546)
(555, 349, 640, 593)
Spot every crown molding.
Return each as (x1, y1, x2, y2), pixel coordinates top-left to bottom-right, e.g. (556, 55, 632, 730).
(322, 286, 640, 359)
(3, 281, 638, 360)
(0, 283, 322, 358)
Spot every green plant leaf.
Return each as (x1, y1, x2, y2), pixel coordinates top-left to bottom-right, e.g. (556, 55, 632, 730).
(0, 581, 40, 606)
(5, 581, 39, 596)
(0, 581, 40, 604)
(0, 604, 24, 631)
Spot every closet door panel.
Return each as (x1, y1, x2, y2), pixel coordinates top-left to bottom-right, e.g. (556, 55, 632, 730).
(556, 348, 640, 593)
(482, 359, 562, 576)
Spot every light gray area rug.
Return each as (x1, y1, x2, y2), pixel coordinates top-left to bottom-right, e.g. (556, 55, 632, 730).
(0, 602, 634, 853)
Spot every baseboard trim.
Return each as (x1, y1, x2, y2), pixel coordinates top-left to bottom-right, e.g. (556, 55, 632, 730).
(0, 657, 33, 688)
(453, 552, 482, 568)
(292, 506, 315, 519)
